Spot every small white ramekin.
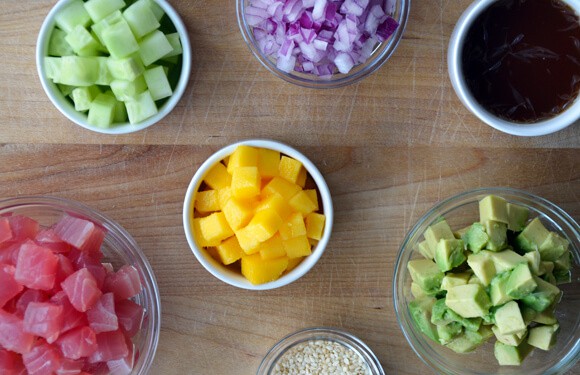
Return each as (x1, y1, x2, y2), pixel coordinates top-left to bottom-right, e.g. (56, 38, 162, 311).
(182, 139, 334, 290)
(36, 0, 191, 134)
(447, 0, 580, 136)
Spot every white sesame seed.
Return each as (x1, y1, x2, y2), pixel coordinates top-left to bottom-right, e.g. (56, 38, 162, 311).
(272, 339, 371, 375)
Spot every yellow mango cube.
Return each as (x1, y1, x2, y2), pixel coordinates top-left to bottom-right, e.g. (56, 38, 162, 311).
(217, 187, 233, 209)
(235, 226, 261, 254)
(289, 190, 317, 216)
(257, 148, 280, 178)
(204, 162, 231, 190)
(245, 208, 283, 242)
(282, 235, 312, 258)
(198, 212, 234, 244)
(286, 256, 305, 273)
(258, 233, 286, 260)
(222, 198, 255, 230)
(194, 190, 220, 214)
(227, 145, 258, 174)
(279, 212, 307, 240)
(192, 218, 220, 247)
(216, 236, 243, 265)
(231, 166, 260, 199)
(262, 177, 301, 200)
(241, 253, 289, 285)
(256, 193, 293, 221)
(296, 166, 307, 188)
(306, 212, 326, 240)
(304, 189, 319, 211)
(279, 156, 304, 184)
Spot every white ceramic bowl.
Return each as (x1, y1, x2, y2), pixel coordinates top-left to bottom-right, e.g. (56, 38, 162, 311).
(36, 0, 191, 134)
(447, 0, 580, 136)
(183, 139, 334, 290)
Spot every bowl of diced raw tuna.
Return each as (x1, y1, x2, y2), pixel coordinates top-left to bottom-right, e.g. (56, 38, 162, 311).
(0, 196, 160, 374)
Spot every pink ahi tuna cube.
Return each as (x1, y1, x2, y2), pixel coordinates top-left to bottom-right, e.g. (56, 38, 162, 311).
(0, 309, 35, 354)
(35, 228, 71, 254)
(53, 215, 105, 255)
(57, 326, 98, 360)
(107, 334, 134, 375)
(104, 265, 142, 300)
(0, 348, 25, 374)
(115, 299, 144, 338)
(61, 268, 103, 313)
(15, 289, 49, 318)
(87, 293, 118, 334)
(0, 218, 13, 244)
(15, 240, 58, 291)
(7, 215, 39, 241)
(89, 330, 129, 363)
(49, 291, 87, 334)
(23, 302, 64, 343)
(22, 340, 61, 375)
(0, 263, 24, 309)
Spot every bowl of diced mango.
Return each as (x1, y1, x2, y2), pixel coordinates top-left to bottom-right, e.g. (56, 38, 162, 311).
(182, 139, 333, 290)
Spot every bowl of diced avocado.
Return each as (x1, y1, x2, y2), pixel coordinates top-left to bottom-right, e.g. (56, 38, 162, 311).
(36, 0, 191, 134)
(393, 187, 579, 375)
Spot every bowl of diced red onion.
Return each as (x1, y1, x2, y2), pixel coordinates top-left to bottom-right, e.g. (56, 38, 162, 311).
(237, 0, 410, 88)
(0, 196, 160, 375)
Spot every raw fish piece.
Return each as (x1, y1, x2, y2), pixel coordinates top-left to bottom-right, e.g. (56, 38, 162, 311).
(0, 309, 35, 354)
(23, 302, 64, 343)
(61, 268, 102, 312)
(0, 263, 24, 308)
(87, 293, 118, 333)
(15, 240, 59, 290)
(56, 326, 98, 360)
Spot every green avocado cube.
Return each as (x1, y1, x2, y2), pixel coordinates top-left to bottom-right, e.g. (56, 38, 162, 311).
(489, 270, 513, 306)
(462, 222, 488, 253)
(484, 220, 508, 251)
(523, 249, 541, 275)
(407, 259, 444, 294)
(435, 239, 466, 272)
(416, 239, 434, 260)
(490, 250, 526, 274)
(539, 232, 569, 261)
(446, 284, 491, 319)
(506, 263, 537, 299)
(479, 195, 508, 224)
(521, 276, 561, 312)
(515, 218, 550, 253)
(437, 322, 463, 345)
(507, 203, 529, 232)
(531, 304, 558, 325)
(494, 341, 533, 366)
(467, 251, 497, 286)
(431, 298, 452, 326)
(411, 282, 428, 299)
(528, 324, 559, 350)
(495, 301, 526, 335)
(492, 325, 527, 346)
(445, 327, 490, 354)
(409, 297, 439, 342)
(441, 272, 471, 291)
(554, 249, 571, 272)
(423, 219, 455, 256)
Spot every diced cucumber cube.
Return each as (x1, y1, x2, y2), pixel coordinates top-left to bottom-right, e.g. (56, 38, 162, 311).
(71, 85, 101, 111)
(91, 10, 121, 45)
(58, 56, 100, 86)
(45, 57, 62, 81)
(55, 0, 91, 33)
(113, 100, 128, 122)
(138, 30, 173, 66)
(125, 90, 158, 124)
(145, 0, 165, 21)
(162, 33, 183, 59)
(65, 25, 102, 56)
(143, 66, 172, 100)
(110, 75, 147, 101)
(107, 57, 144, 81)
(48, 28, 74, 57)
(123, 0, 160, 39)
(84, 0, 126, 23)
(87, 92, 117, 127)
(101, 16, 139, 59)
(95, 57, 113, 85)
(57, 84, 76, 97)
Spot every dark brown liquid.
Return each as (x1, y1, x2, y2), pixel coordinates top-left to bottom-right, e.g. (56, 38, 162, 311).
(462, 0, 580, 123)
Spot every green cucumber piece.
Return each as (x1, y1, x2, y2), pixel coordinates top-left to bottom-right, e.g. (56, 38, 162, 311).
(162, 33, 183, 59)
(145, 0, 165, 21)
(143, 65, 172, 100)
(138, 30, 173, 66)
(101, 15, 139, 59)
(45, 57, 62, 82)
(58, 56, 100, 86)
(106, 56, 144, 81)
(110, 75, 147, 101)
(55, 0, 91, 33)
(113, 100, 128, 122)
(123, 0, 160, 39)
(125, 90, 158, 124)
(48, 28, 74, 57)
(71, 85, 101, 111)
(65, 25, 102, 56)
(84, 0, 126, 23)
(87, 92, 117, 127)
(57, 84, 76, 97)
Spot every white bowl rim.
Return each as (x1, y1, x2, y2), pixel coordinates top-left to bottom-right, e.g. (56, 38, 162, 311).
(447, 0, 580, 136)
(182, 139, 334, 290)
(35, 0, 192, 135)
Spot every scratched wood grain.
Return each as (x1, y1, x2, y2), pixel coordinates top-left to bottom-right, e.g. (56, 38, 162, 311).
(0, 144, 577, 374)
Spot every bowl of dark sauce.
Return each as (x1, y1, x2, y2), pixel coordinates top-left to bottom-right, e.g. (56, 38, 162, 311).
(448, 0, 580, 136)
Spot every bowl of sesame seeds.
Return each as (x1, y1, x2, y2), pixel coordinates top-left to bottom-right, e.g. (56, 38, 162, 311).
(257, 327, 384, 375)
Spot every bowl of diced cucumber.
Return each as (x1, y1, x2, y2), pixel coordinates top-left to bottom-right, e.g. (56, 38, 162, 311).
(393, 187, 579, 375)
(36, 0, 191, 134)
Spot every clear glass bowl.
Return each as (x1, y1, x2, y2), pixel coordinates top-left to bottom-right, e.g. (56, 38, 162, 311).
(236, 0, 411, 89)
(393, 187, 580, 375)
(257, 327, 384, 374)
(0, 196, 161, 374)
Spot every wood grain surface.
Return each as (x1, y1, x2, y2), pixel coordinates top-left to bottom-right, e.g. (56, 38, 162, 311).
(0, 0, 578, 374)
